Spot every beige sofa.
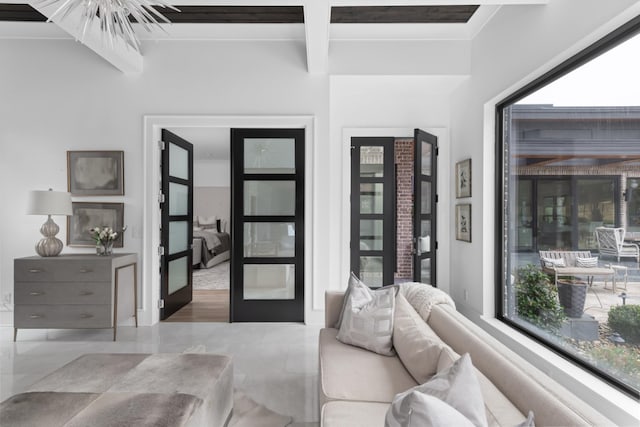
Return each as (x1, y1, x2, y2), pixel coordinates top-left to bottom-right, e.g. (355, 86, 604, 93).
(319, 288, 613, 427)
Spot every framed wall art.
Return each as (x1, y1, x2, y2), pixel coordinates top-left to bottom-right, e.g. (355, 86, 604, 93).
(456, 204, 471, 242)
(455, 158, 471, 198)
(68, 150, 124, 195)
(67, 202, 125, 247)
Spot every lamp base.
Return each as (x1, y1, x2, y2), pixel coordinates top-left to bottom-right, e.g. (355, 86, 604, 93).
(35, 215, 64, 257)
(35, 237, 64, 257)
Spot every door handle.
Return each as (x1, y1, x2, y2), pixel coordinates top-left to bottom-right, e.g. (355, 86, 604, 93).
(28, 269, 43, 273)
(79, 313, 94, 319)
(29, 314, 44, 319)
(79, 291, 94, 296)
(79, 268, 93, 273)
(29, 292, 45, 296)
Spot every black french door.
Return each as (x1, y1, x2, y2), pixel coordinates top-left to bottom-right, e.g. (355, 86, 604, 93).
(160, 129, 194, 319)
(350, 137, 395, 287)
(413, 129, 438, 285)
(230, 128, 305, 322)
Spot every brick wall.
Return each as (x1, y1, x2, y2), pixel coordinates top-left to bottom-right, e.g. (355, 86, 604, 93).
(395, 139, 414, 280)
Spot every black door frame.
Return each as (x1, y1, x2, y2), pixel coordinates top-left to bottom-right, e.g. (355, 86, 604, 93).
(160, 129, 194, 320)
(350, 137, 396, 287)
(230, 128, 305, 322)
(413, 129, 438, 285)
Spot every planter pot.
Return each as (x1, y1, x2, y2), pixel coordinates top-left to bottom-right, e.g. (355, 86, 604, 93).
(557, 280, 587, 318)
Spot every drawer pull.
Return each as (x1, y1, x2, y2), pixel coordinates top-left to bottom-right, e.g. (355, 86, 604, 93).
(79, 268, 93, 273)
(79, 313, 94, 319)
(79, 291, 94, 296)
(29, 314, 43, 319)
(29, 292, 45, 296)
(28, 269, 43, 273)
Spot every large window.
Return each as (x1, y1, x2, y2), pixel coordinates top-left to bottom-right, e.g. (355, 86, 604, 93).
(497, 19, 640, 397)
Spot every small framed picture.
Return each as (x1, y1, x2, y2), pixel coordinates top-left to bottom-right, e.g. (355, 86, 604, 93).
(68, 151, 124, 196)
(456, 204, 471, 242)
(67, 202, 125, 247)
(455, 159, 471, 198)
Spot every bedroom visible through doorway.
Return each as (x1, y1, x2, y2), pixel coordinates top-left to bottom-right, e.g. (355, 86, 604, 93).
(163, 127, 231, 322)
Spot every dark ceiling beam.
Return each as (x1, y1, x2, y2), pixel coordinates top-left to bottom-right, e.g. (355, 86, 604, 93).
(0, 4, 46, 21)
(154, 6, 304, 24)
(330, 5, 479, 24)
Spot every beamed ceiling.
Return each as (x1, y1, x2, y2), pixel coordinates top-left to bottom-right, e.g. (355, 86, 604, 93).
(0, 0, 550, 73)
(1, 4, 479, 24)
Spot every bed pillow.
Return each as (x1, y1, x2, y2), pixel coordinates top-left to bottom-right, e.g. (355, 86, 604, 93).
(393, 293, 445, 383)
(541, 257, 565, 269)
(198, 216, 217, 229)
(336, 274, 397, 356)
(386, 353, 487, 427)
(576, 257, 598, 268)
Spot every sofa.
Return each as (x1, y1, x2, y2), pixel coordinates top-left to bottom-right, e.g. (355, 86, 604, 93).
(319, 283, 613, 426)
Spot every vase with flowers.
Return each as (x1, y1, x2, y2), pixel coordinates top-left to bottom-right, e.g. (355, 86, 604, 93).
(90, 226, 126, 256)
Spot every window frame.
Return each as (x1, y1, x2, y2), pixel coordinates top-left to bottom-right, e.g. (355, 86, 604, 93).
(495, 15, 640, 398)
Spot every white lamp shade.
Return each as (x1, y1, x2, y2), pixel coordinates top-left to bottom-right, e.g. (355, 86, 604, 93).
(27, 190, 73, 216)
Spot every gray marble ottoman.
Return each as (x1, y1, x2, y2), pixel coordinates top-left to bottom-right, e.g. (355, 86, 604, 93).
(1, 353, 233, 427)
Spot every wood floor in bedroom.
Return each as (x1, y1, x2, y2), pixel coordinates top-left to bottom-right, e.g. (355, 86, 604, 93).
(164, 290, 230, 322)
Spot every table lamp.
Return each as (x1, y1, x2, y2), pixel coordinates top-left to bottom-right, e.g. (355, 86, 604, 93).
(27, 189, 73, 257)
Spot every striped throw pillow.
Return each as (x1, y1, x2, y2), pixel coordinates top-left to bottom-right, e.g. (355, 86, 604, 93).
(541, 257, 565, 268)
(576, 257, 598, 268)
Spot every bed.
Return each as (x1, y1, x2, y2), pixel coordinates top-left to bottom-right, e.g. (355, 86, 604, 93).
(192, 228, 230, 269)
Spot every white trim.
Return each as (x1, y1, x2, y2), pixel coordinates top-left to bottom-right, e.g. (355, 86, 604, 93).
(142, 115, 315, 326)
(340, 127, 450, 293)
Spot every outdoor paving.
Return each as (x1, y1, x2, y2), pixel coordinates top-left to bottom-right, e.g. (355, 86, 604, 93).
(511, 252, 640, 323)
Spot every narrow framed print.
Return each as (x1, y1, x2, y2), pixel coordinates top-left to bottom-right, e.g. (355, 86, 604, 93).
(455, 158, 471, 198)
(456, 204, 471, 242)
(67, 202, 125, 247)
(68, 151, 124, 195)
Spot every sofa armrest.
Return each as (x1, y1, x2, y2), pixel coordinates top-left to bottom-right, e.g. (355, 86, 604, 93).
(325, 291, 345, 328)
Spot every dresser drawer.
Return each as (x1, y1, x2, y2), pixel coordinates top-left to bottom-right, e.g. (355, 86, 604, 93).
(15, 305, 111, 329)
(14, 259, 110, 282)
(15, 282, 111, 305)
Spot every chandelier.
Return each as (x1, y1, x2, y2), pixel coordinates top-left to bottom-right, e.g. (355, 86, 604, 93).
(38, 0, 179, 52)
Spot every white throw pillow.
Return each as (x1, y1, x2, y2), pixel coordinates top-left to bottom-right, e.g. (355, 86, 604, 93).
(541, 257, 565, 268)
(385, 353, 488, 427)
(393, 293, 445, 383)
(197, 216, 217, 229)
(385, 392, 475, 427)
(576, 257, 598, 268)
(336, 274, 397, 356)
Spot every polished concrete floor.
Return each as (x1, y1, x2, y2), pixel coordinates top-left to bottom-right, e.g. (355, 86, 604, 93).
(0, 322, 322, 426)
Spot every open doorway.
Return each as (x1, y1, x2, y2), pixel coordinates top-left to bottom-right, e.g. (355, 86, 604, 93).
(163, 127, 231, 322)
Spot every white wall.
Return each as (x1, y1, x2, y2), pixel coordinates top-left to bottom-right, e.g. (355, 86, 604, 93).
(0, 39, 330, 324)
(329, 75, 465, 293)
(448, 1, 640, 424)
(194, 159, 230, 187)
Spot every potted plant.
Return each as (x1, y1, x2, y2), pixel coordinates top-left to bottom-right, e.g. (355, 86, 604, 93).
(515, 264, 566, 331)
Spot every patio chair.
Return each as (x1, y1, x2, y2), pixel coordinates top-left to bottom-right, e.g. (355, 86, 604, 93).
(594, 227, 640, 263)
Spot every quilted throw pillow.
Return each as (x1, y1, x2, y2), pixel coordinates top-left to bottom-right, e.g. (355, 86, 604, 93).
(336, 273, 397, 356)
(541, 257, 565, 269)
(576, 257, 598, 268)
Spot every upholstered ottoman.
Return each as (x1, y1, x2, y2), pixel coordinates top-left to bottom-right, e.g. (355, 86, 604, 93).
(1, 353, 233, 427)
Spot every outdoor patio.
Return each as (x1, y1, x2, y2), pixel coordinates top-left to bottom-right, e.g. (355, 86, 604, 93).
(511, 252, 640, 324)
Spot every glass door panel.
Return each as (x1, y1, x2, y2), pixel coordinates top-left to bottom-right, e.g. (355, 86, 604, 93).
(160, 129, 193, 320)
(413, 129, 438, 285)
(232, 128, 305, 322)
(351, 138, 395, 288)
(537, 180, 572, 250)
(244, 138, 296, 173)
(577, 178, 616, 249)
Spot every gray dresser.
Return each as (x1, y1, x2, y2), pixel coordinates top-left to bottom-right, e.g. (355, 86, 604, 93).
(14, 253, 138, 341)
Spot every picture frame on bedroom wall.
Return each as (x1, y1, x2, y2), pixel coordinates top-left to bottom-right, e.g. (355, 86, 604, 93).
(67, 150, 124, 196)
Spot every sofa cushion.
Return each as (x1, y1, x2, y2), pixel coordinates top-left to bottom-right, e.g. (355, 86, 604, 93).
(336, 278, 396, 356)
(393, 293, 445, 383)
(319, 328, 417, 404)
(391, 353, 487, 427)
(321, 401, 389, 427)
